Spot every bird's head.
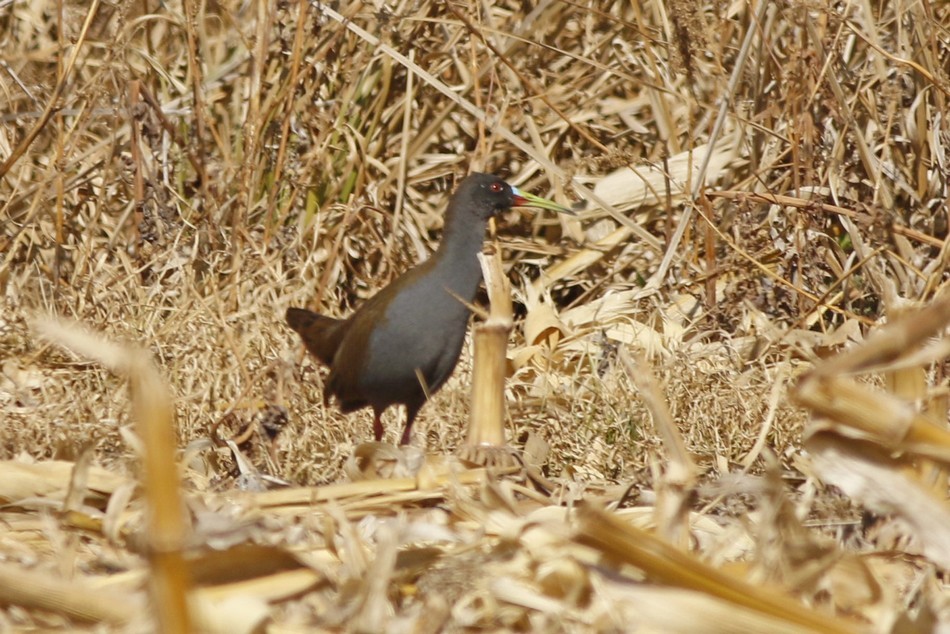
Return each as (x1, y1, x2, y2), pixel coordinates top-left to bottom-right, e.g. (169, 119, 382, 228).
(455, 172, 573, 220)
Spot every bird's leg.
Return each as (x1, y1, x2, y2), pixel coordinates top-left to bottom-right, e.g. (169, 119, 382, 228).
(400, 403, 421, 445)
(372, 409, 384, 441)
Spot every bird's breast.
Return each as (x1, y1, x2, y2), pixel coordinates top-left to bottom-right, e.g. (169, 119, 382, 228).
(356, 272, 474, 396)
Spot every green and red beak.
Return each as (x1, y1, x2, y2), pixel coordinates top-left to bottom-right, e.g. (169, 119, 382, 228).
(511, 186, 575, 216)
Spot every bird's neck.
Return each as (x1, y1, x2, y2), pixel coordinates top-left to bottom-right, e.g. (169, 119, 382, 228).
(432, 211, 489, 298)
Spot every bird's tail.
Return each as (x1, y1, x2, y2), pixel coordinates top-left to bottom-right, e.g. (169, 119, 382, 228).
(285, 307, 345, 366)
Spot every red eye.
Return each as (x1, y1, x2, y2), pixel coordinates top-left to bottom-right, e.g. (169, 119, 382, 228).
(490, 182, 504, 192)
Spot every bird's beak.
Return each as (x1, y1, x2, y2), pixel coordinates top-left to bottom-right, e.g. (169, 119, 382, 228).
(511, 187, 576, 216)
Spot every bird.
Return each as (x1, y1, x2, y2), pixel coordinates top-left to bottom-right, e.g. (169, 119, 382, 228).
(286, 172, 572, 445)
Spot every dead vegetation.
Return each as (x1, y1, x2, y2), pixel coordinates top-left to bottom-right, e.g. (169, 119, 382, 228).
(1, 0, 949, 630)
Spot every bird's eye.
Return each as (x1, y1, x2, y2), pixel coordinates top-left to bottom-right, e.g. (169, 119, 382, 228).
(489, 182, 504, 193)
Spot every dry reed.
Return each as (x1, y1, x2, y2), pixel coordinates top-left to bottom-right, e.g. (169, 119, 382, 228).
(1, 0, 948, 630)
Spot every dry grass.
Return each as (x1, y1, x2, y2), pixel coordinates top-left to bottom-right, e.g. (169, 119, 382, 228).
(1, 0, 949, 630)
